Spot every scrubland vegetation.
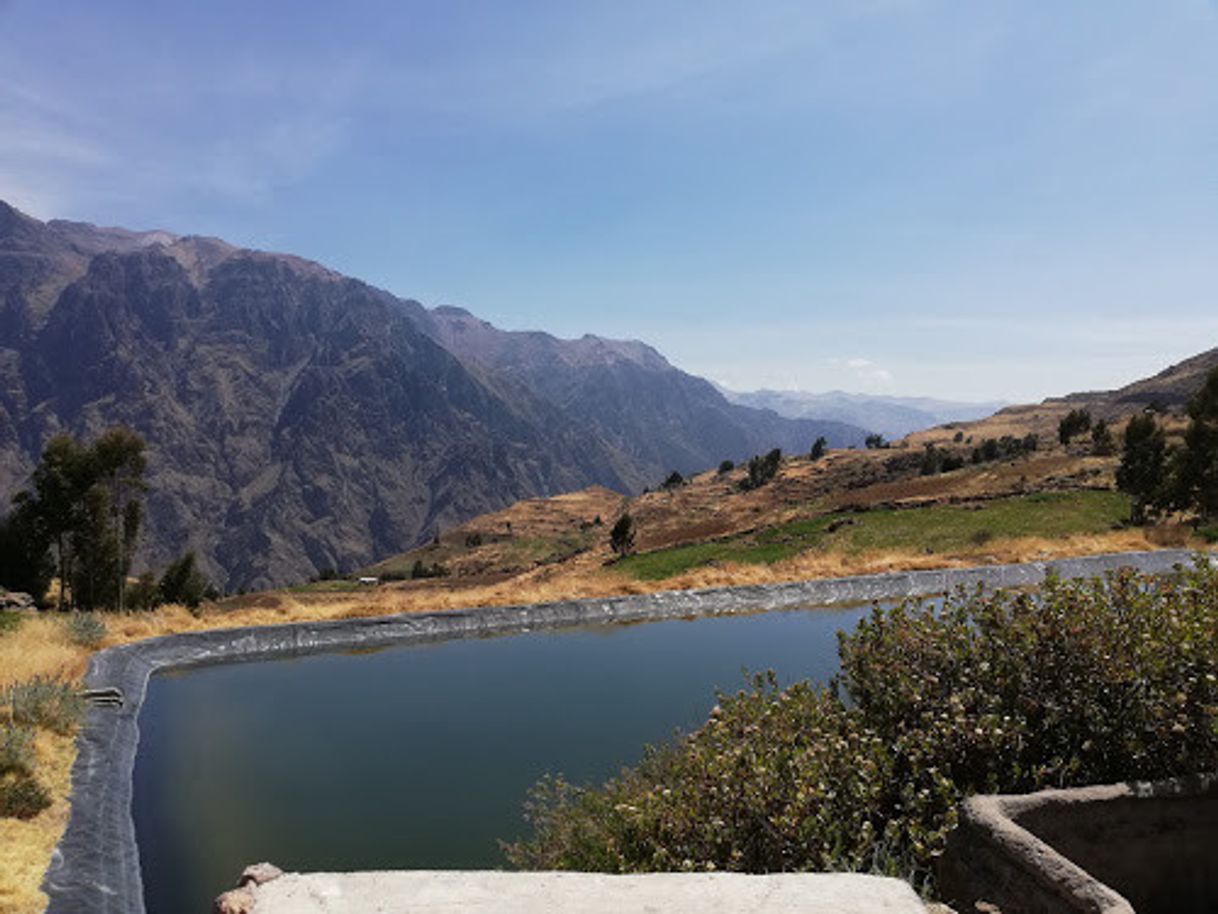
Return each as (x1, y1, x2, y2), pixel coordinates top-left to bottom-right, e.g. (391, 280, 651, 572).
(506, 558, 1218, 896)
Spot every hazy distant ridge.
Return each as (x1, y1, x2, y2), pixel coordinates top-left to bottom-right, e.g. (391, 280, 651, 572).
(721, 387, 1006, 440)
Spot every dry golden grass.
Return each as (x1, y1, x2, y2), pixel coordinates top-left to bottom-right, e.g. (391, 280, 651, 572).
(0, 731, 74, 914)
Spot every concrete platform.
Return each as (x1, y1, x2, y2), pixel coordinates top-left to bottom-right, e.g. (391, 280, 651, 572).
(250, 871, 928, 914)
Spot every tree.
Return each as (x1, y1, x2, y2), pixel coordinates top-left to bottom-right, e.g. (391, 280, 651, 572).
(741, 449, 782, 491)
(1176, 367, 1218, 521)
(717, 460, 734, 475)
(1090, 419, 1115, 456)
(22, 435, 91, 611)
(1116, 413, 1167, 525)
(661, 471, 685, 491)
(9, 429, 148, 610)
(0, 505, 53, 600)
(91, 427, 147, 611)
(609, 514, 636, 557)
(864, 433, 886, 450)
(158, 552, 213, 608)
(1058, 409, 1092, 445)
(810, 437, 827, 461)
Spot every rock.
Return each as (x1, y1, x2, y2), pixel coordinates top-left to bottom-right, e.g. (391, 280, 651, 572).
(0, 590, 36, 611)
(240, 862, 285, 887)
(212, 887, 256, 914)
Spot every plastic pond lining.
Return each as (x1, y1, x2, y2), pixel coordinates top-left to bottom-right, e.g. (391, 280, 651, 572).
(41, 549, 1202, 914)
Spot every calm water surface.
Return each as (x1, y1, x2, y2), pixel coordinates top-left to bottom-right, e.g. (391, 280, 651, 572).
(133, 604, 874, 913)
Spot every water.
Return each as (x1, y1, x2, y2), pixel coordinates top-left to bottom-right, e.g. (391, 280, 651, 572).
(133, 603, 874, 913)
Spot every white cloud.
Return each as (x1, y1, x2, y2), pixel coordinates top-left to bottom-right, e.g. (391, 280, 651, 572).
(832, 357, 894, 387)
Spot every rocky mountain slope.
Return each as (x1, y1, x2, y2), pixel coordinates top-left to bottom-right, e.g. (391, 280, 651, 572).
(420, 306, 865, 489)
(0, 201, 864, 589)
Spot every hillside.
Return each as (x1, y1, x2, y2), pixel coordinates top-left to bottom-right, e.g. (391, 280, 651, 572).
(281, 350, 1213, 609)
(0, 201, 865, 589)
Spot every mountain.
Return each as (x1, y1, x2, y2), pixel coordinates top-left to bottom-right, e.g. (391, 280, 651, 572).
(1050, 347, 1218, 415)
(0, 201, 864, 589)
(417, 306, 866, 489)
(720, 387, 1005, 440)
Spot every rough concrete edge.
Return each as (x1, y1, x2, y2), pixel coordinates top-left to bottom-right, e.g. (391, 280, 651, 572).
(38, 549, 1206, 914)
(946, 772, 1218, 914)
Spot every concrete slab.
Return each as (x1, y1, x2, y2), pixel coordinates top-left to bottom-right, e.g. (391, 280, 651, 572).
(250, 871, 927, 914)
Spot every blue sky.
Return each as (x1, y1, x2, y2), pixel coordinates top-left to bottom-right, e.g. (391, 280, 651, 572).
(2, 1, 1216, 401)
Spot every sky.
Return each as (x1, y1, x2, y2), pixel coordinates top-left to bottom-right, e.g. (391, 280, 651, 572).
(2, 1, 1216, 401)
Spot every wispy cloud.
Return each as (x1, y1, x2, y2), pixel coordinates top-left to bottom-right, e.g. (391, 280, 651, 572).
(833, 357, 894, 387)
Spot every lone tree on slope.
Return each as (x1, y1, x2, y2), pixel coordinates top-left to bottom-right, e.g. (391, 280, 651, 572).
(609, 513, 636, 557)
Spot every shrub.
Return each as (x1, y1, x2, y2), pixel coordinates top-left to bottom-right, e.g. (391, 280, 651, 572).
(0, 725, 35, 776)
(158, 552, 213, 608)
(740, 449, 782, 491)
(865, 433, 886, 450)
(661, 471, 685, 491)
(465, 532, 484, 548)
(810, 438, 827, 461)
(8, 677, 85, 735)
(0, 611, 21, 636)
(410, 560, 449, 579)
(718, 460, 735, 475)
(1058, 408, 1092, 445)
(126, 572, 160, 610)
(507, 559, 1218, 892)
(1090, 419, 1115, 456)
(609, 514, 636, 557)
(64, 611, 106, 648)
(0, 772, 51, 819)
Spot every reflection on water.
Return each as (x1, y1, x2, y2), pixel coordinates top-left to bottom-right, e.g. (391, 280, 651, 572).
(133, 603, 875, 913)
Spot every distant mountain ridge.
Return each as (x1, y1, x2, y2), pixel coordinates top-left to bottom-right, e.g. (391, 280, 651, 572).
(721, 387, 1005, 440)
(0, 201, 865, 588)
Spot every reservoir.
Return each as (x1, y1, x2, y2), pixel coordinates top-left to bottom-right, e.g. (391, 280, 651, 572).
(132, 602, 873, 913)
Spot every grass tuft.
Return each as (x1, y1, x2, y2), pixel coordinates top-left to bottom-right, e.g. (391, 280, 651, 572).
(8, 678, 84, 735)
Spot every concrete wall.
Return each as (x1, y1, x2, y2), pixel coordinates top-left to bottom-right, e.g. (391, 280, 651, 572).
(939, 773, 1218, 914)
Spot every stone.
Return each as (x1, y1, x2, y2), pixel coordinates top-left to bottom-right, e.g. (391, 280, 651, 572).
(241, 861, 285, 887)
(212, 887, 256, 914)
(0, 589, 36, 611)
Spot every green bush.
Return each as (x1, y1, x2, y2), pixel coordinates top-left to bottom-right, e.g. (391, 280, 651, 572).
(0, 611, 21, 636)
(0, 725, 36, 776)
(506, 558, 1218, 892)
(64, 611, 106, 648)
(0, 772, 51, 819)
(8, 677, 85, 735)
